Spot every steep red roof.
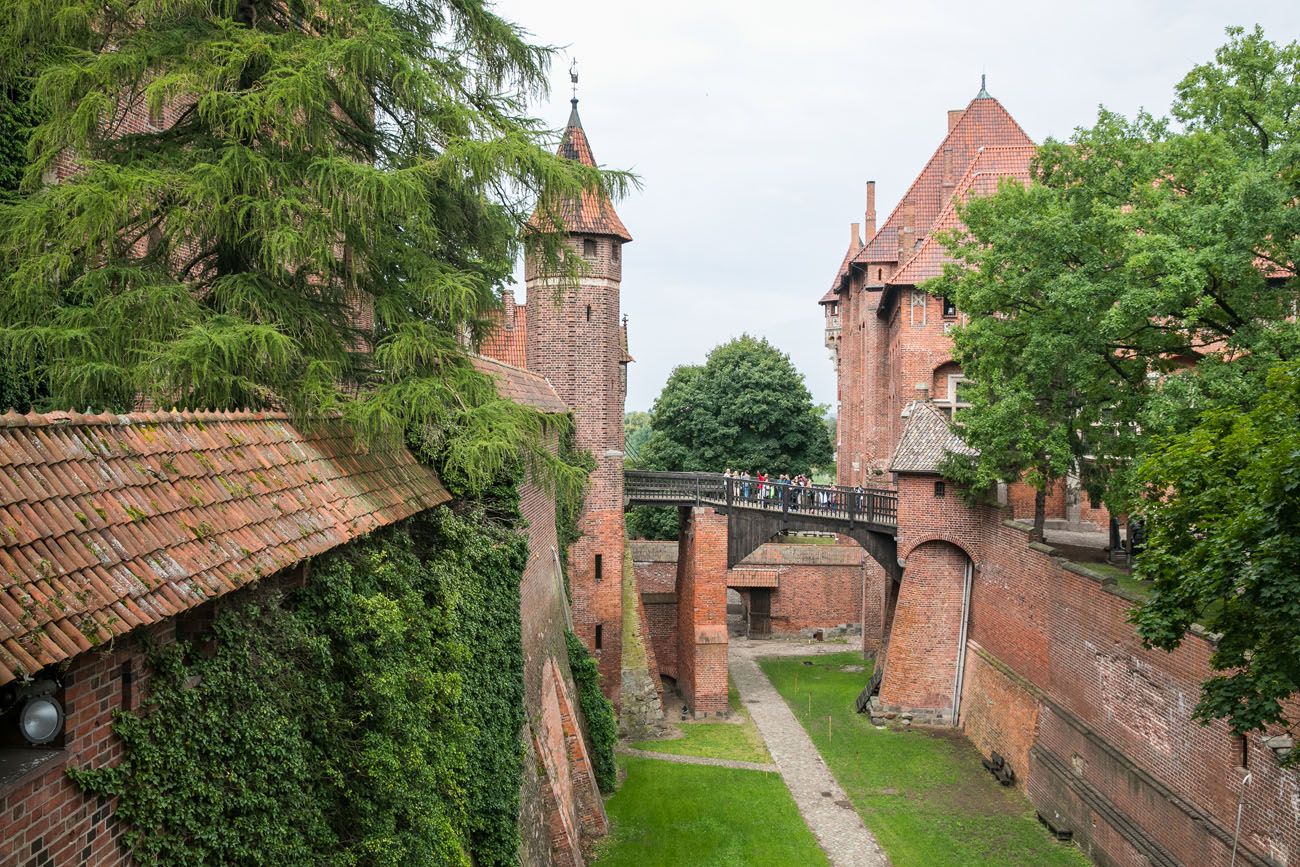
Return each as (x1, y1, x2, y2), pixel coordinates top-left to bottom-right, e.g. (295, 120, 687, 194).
(889, 401, 977, 474)
(854, 92, 1033, 267)
(0, 410, 449, 685)
(479, 295, 529, 369)
(891, 145, 1037, 286)
(529, 100, 632, 241)
(471, 355, 568, 414)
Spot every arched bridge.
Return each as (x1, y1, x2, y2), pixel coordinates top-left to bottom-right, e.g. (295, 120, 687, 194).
(624, 471, 900, 575)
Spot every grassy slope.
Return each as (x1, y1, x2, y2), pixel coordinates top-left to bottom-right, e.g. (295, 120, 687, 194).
(594, 757, 828, 867)
(761, 652, 1089, 867)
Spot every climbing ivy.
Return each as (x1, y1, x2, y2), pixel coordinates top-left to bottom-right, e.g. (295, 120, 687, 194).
(68, 504, 528, 867)
(565, 629, 617, 794)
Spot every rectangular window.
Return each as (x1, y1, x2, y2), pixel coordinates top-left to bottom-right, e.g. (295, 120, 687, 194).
(594, 624, 603, 650)
(934, 481, 946, 498)
(611, 242, 620, 262)
(594, 553, 603, 582)
(944, 374, 972, 419)
(583, 238, 597, 257)
(942, 296, 957, 317)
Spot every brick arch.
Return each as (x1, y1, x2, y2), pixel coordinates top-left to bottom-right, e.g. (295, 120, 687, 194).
(878, 539, 973, 724)
(900, 534, 977, 566)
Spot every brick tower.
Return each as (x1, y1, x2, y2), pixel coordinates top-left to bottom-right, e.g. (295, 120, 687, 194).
(526, 95, 632, 699)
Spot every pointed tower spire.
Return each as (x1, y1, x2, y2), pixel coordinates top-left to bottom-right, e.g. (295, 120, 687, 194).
(533, 71, 632, 241)
(975, 73, 991, 99)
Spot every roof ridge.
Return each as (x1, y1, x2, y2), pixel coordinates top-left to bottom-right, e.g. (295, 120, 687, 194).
(0, 408, 302, 428)
(853, 95, 1033, 266)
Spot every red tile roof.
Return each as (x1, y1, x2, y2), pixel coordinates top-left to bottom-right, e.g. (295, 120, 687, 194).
(480, 300, 529, 369)
(529, 100, 632, 241)
(471, 355, 568, 414)
(891, 145, 1037, 286)
(0, 410, 450, 685)
(854, 94, 1033, 267)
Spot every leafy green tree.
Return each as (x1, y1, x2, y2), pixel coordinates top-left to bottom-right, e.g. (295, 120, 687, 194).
(627, 335, 830, 540)
(933, 26, 1300, 737)
(623, 410, 652, 465)
(1132, 362, 1300, 745)
(0, 0, 627, 493)
(639, 335, 832, 475)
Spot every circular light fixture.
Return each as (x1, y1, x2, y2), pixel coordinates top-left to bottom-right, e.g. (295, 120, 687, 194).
(18, 691, 64, 745)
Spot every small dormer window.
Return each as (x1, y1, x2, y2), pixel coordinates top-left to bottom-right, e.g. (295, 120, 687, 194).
(583, 238, 597, 257)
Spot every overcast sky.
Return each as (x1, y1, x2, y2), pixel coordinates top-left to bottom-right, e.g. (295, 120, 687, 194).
(492, 0, 1299, 413)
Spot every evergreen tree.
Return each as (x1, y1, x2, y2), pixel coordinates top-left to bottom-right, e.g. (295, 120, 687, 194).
(0, 0, 628, 493)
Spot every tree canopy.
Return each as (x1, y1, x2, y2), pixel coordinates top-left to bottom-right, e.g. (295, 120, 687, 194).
(0, 0, 629, 494)
(930, 26, 1300, 739)
(637, 334, 832, 476)
(627, 335, 830, 540)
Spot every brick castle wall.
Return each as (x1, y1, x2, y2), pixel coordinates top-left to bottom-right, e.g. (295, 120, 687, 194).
(883, 477, 1299, 866)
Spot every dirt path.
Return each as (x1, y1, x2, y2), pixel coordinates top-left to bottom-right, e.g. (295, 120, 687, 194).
(729, 638, 891, 867)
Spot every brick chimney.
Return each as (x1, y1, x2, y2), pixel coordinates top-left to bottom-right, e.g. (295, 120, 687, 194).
(501, 289, 517, 329)
(850, 222, 862, 253)
(897, 199, 915, 261)
(864, 181, 877, 239)
(948, 109, 965, 131)
(942, 146, 957, 197)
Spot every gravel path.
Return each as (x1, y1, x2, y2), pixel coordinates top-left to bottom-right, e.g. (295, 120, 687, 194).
(730, 638, 891, 867)
(615, 746, 778, 773)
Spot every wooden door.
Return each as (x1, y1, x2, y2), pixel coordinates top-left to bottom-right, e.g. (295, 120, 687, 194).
(749, 589, 772, 639)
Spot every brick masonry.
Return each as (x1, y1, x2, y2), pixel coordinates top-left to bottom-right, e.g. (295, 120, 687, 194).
(880, 475, 1300, 866)
(673, 508, 730, 716)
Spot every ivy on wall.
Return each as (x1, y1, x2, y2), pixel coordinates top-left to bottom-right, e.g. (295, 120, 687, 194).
(565, 629, 616, 794)
(69, 504, 528, 867)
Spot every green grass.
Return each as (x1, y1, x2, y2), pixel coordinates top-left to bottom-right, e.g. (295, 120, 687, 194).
(630, 719, 770, 764)
(630, 676, 770, 763)
(774, 532, 838, 545)
(760, 652, 1089, 867)
(593, 757, 828, 866)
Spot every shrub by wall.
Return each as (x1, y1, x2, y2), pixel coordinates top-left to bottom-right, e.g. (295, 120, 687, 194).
(68, 504, 528, 866)
(565, 629, 617, 793)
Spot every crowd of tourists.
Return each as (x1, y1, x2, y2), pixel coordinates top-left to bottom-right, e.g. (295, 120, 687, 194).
(722, 468, 858, 511)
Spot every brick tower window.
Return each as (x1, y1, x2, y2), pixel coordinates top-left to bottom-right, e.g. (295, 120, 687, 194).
(594, 624, 603, 650)
(583, 238, 597, 257)
(612, 242, 620, 262)
(585, 305, 591, 322)
(595, 553, 603, 581)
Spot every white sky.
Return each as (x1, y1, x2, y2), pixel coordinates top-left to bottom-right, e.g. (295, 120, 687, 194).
(491, 0, 1300, 413)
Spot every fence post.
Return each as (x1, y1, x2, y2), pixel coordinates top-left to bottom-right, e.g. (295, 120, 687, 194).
(726, 476, 734, 510)
(847, 487, 856, 528)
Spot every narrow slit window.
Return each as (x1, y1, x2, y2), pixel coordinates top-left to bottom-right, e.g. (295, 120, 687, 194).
(594, 553, 603, 581)
(585, 305, 591, 322)
(612, 243, 620, 262)
(594, 624, 603, 650)
(1239, 733, 1249, 768)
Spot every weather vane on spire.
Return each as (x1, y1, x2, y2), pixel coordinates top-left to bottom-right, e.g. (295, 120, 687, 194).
(570, 59, 579, 101)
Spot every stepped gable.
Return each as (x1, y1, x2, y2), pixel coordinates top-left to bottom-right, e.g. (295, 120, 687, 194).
(888, 401, 977, 474)
(854, 88, 1033, 267)
(891, 144, 1037, 286)
(472, 355, 568, 414)
(0, 410, 449, 685)
(528, 98, 632, 241)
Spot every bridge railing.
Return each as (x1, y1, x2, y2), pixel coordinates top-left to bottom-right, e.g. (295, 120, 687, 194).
(721, 476, 897, 527)
(625, 470, 897, 528)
